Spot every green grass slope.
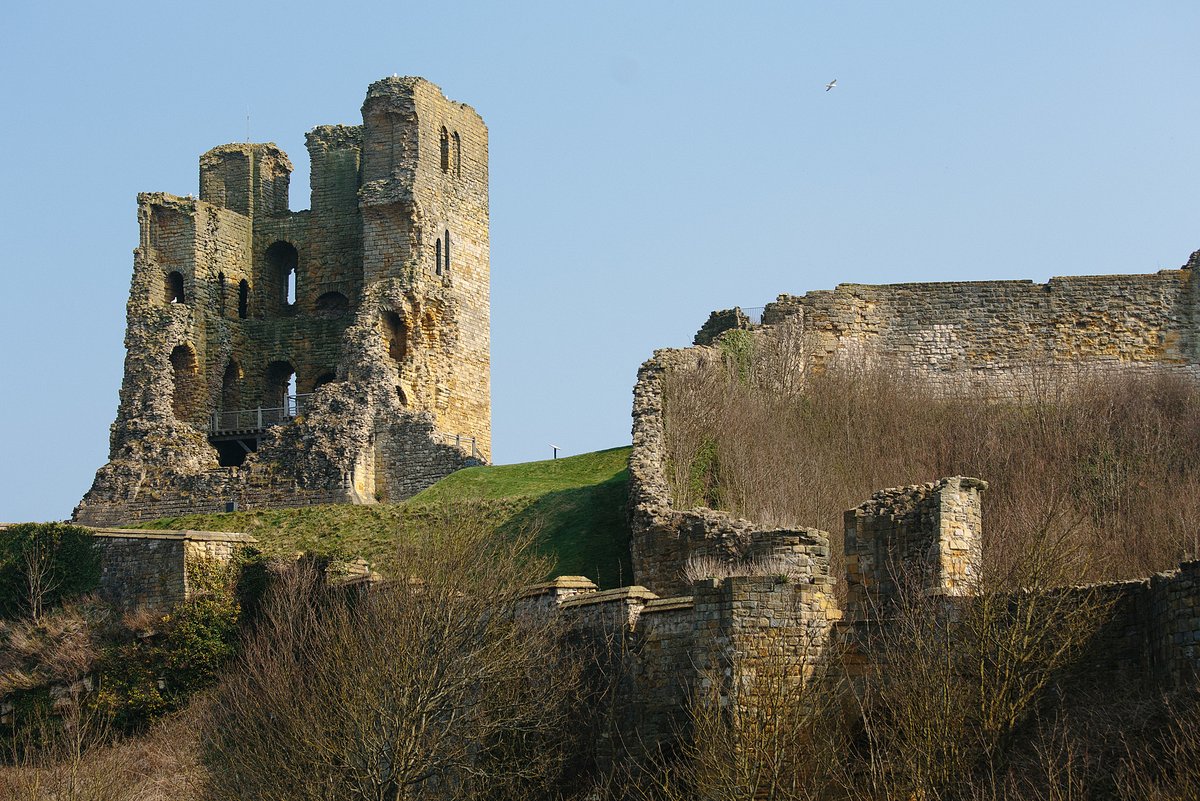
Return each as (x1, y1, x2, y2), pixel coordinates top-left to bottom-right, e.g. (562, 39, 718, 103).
(137, 447, 632, 589)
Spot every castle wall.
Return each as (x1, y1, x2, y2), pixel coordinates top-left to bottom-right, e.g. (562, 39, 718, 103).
(753, 267, 1200, 391)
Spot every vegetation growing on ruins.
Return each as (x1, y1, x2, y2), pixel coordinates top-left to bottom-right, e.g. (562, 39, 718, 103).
(138, 447, 633, 589)
(664, 344, 1200, 587)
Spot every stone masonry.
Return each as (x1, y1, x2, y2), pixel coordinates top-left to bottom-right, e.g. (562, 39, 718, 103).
(75, 77, 490, 526)
(0, 524, 255, 615)
(612, 280, 1200, 750)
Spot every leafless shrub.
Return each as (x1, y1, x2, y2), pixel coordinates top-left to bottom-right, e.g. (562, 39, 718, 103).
(200, 512, 586, 801)
(0, 693, 203, 800)
(664, 337, 1200, 587)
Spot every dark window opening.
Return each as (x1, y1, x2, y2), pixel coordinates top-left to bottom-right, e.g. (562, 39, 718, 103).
(166, 271, 185, 304)
(452, 131, 462, 176)
(397, 386, 408, 406)
(382, 311, 408, 364)
(217, 272, 226, 316)
(170, 344, 199, 421)
(238, 280, 250, 319)
(212, 437, 257, 467)
(265, 241, 299, 312)
(220, 359, 242, 412)
(315, 291, 350, 317)
(444, 230, 451, 273)
(435, 238, 443, 276)
(266, 360, 296, 410)
(313, 371, 337, 391)
(439, 126, 450, 172)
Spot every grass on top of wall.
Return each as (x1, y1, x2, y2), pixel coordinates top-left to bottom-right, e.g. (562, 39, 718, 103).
(136, 447, 633, 589)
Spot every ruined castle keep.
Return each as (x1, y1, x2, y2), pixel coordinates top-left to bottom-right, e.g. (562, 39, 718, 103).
(75, 77, 490, 526)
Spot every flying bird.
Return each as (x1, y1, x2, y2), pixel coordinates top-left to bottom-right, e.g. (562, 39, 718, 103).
(825, 79, 837, 92)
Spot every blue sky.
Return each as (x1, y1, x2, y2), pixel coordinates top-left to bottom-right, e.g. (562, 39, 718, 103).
(2, 1, 1199, 521)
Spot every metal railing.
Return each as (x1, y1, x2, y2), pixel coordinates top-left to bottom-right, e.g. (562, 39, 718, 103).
(740, 306, 765, 325)
(209, 394, 312, 435)
(434, 431, 479, 459)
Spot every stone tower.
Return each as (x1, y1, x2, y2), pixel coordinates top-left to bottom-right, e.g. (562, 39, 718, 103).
(75, 77, 490, 526)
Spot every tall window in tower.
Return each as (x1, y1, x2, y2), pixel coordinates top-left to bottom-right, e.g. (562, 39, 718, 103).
(169, 344, 199, 421)
(444, 230, 451, 273)
(238, 280, 250, 319)
(265, 241, 299, 312)
(166, 271, 185, 304)
(435, 237, 443, 276)
(452, 131, 462, 176)
(439, 127, 450, 173)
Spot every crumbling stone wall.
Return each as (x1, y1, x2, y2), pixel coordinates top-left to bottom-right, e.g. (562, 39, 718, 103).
(843, 476, 986, 621)
(77, 77, 490, 526)
(756, 262, 1200, 392)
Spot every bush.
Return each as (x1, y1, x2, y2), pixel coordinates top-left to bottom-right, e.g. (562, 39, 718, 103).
(93, 559, 241, 733)
(0, 523, 99, 620)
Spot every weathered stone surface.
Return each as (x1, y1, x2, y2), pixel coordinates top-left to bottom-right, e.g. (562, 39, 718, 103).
(75, 77, 490, 525)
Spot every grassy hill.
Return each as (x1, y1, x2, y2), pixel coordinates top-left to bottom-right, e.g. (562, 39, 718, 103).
(137, 447, 633, 588)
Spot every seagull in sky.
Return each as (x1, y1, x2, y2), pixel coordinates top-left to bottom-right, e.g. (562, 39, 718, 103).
(825, 79, 837, 92)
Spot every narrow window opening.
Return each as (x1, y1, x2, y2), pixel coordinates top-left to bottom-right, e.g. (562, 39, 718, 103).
(217, 272, 226, 316)
(265, 241, 299, 313)
(444, 230, 451, 273)
(435, 237, 443, 276)
(166, 271, 185, 304)
(220, 359, 242, 412)
(452, 131, 462, 176)
(238, 280, 250, 319)
(439, 127, 450, 172)
(382, 311, 408, 364)
(169, 344, 199, 421)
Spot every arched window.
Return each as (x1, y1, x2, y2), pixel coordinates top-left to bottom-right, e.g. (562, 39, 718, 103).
(166, 271, 185, 304)
(315, 291, 350, 317)
(169, 344, 199, 421)
(265, 241, 299, 312)
(452, 131, 462, 176)
(382, 311, 407, 364)
(238, 280, 250, 319)
(439, 127, 450, 172)
(217, 272, 226, 316)
(265, 360, 296, 411)
(435, 237, 443, 276)
(444, 230, 451, 273)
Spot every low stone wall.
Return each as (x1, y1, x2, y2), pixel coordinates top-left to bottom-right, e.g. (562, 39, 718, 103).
(92, 528, 256, 613)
